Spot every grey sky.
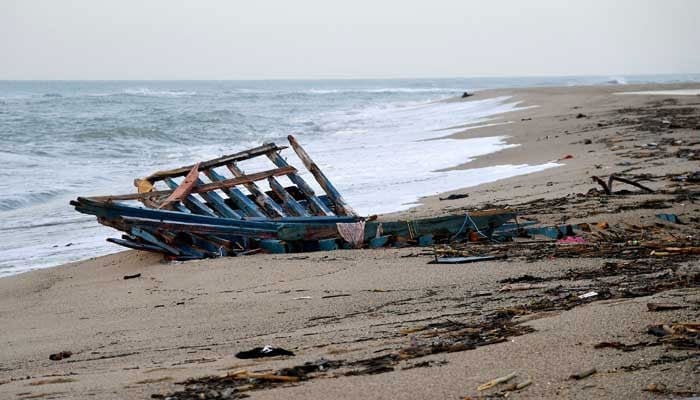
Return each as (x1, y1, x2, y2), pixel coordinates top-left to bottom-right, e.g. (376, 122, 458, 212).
(1, 0, 698, 80)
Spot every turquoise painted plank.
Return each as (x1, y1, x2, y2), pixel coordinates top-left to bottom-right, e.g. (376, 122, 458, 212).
(130, 227, 182, 255)
(227, 163, 286, 218)
(369, 235, 390, 248)
(318, 238, 338, 251)
(259, 239, 287, 254)
(124, 217, 280, 238)
(267, 177, 309, 217)
(204, 169, 266, 218)
(163, 178, 217, 217)
(194, 178, 242, 219)
(418, 234, 434, 246)
(267, 151, 332, 216)
(72, 197, 355, 229)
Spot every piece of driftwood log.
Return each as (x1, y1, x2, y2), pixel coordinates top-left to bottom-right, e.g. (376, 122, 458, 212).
(646, 303, 687, 312)
(477, 371, 517, 391)
(569, 368, 596, 380)
(591, 175, 654, 195)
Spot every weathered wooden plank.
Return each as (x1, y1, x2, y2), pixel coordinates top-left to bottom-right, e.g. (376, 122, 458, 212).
(226, 163, 286, 218)
(204, 169, 266, 218)
(258, 239, 287, 254)
(130, 227, 182, 255)
(158, 163, 201, 209)
(72, 198, 357, 233)
(107, 237, 173, 255)
(267, 177, 309, 216)
(266, 151, 332, 216)
(91, 166, 296, 202)
(193, 178, 243, 219)
(287, 135, 356, 216)
(144, 143, 286, 181)
(123, 217, 280, 238)
(163, 178, 218, 217)
(363, 211, 516, 241)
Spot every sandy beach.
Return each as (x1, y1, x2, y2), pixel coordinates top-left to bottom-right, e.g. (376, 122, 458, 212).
(1, 83, 699, 400)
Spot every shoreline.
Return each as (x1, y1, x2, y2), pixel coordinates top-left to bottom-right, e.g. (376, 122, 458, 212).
(1, 82, 699, 400)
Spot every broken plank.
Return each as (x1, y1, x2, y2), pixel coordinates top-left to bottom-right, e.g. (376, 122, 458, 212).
(91, 167, 296, 202)
(227, 163, 286, 218)
(267, 150, 332, 215)
(204, 169, 266, 218)
(268, 177, 309, 216)
(287, 135, 356, 216)
(144, 143, 286, 181)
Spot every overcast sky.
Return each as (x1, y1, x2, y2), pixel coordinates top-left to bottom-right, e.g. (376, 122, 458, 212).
(1, 0, 698, 80)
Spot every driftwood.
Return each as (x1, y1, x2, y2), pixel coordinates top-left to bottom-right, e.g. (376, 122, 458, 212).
(592, 174, 654, 195)
(478, 371, 518, 391)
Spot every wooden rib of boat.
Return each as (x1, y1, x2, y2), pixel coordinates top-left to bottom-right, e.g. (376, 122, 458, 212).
(71, 135, 515, 258)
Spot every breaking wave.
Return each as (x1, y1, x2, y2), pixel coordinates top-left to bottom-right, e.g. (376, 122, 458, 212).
(0, 190, 67, 212)
(121, 88, 197, 97)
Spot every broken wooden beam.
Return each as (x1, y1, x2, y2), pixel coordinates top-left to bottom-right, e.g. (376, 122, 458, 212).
(287, 135, 356, 216)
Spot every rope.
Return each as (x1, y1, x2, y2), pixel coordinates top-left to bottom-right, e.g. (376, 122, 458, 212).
(450, 211, 501, 243)
(406, 220, 417, 239)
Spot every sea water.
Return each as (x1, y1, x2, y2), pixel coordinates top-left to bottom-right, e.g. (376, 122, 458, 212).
(1, 75, 698, 276)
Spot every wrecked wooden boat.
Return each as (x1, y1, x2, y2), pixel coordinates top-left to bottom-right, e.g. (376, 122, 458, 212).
(71, 135, 515, 259)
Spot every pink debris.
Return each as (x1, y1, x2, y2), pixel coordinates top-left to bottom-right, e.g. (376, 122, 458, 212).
(556, 236, 587, 244)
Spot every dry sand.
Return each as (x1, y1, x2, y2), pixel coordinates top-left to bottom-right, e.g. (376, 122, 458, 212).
(1, 83, 699, 399)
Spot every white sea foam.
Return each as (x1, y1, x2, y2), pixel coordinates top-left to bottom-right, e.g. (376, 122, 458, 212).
(606, 76, 628, 85)
(616, 89, 700, 96)
(304, 87, 466, 95)
(240, 96, 559, 215)
(121, 88, 197, 97)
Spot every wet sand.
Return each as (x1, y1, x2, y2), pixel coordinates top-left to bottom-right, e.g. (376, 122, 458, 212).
(1, 83, 699, 399)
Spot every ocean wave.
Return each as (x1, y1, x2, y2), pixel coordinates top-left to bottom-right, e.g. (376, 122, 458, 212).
(0, 190, 67, 212)
(122, 88, 197, 97)
(74, 126, 171, 141)
(305, 87, 465, 95)
(606, 77, 628, 85)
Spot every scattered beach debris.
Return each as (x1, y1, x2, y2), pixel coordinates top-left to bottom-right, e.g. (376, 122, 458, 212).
(28, 377, 78, 386)
(429, 255, 505, 264)
(439, 193, 469, 201)
(477, 371, 517, 391)
(643, 382, 668, 393)
(577, 291, 598, 299)
(48, 351, 72, 361)
(646, 323, 700, 350)
(569, 367, 597, 380)
(591, 174, 654, 195)
(320, 293, 351, 299)
(123, 273, 141, 280)
(646, 302, 687, 312)
(235, 346, 295, 359)
(656, 213, 682, 224)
